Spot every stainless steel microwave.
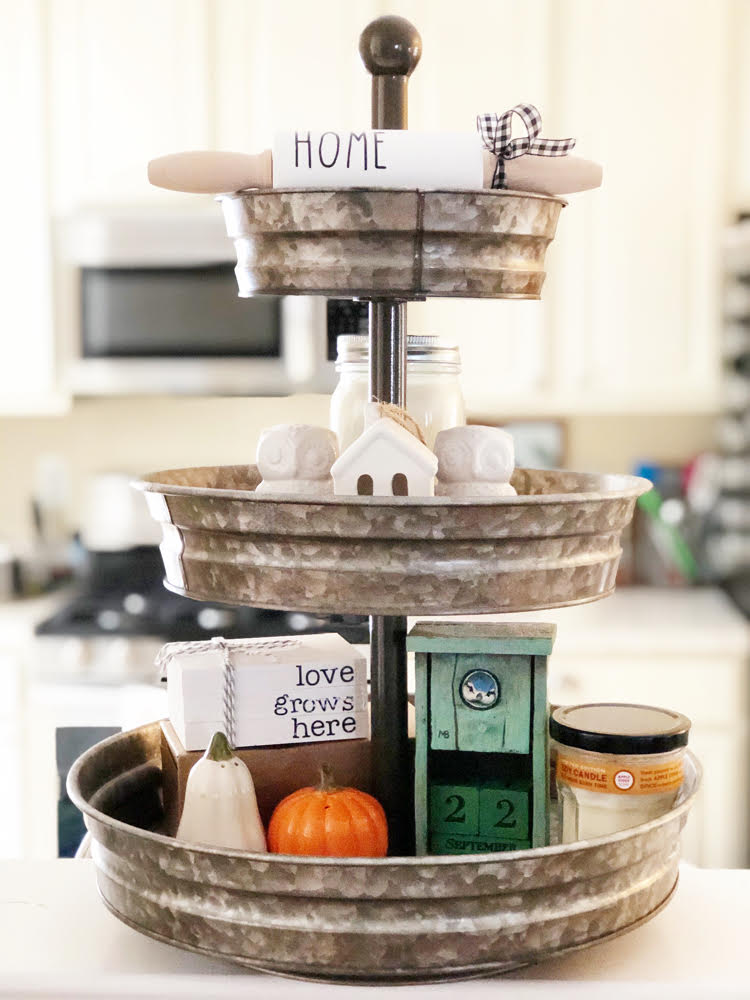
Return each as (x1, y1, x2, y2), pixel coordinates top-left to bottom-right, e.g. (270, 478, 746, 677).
(57, 209, 365, 396)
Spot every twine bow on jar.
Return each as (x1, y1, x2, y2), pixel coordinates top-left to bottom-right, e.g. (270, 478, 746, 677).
(477, 104, 576, 189)
(368, 401, 427, 444)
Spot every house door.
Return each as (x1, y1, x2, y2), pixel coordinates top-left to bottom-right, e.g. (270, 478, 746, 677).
(392, 473, 408, 496)
(357, 474, 373, 496)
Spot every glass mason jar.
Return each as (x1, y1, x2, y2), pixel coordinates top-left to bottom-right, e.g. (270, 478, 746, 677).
(550, 703, 691, 844)
(330, 335, 466, 451)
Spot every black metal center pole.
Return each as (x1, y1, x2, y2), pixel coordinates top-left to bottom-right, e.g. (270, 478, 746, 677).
(359, 16, 421, 856)
(368, 299, 410, 855)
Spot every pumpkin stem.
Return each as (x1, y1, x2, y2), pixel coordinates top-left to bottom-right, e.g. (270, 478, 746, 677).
(317, 764, 339, 792)
(205, 731, 234, 762)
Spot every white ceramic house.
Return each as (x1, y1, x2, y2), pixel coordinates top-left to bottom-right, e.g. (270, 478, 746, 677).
(331, 414, 438, 497)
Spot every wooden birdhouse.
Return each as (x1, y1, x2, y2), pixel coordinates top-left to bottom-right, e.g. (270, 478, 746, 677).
(408, 621, 555, 855)
(331, 412, 438, 497)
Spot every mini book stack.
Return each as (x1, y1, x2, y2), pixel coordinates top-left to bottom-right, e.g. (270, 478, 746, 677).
(159, 632, 372, 835)
(164, 633, 369, 750)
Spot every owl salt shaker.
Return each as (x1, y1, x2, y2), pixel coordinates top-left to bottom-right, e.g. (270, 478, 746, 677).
(256, 424, 339, 495)
(434, 425, 516, 498)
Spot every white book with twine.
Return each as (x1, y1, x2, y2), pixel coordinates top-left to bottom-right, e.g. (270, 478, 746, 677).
(157, 633, 368, 752)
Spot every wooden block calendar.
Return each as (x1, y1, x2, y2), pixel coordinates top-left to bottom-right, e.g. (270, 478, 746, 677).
(408, 622, 556, 856)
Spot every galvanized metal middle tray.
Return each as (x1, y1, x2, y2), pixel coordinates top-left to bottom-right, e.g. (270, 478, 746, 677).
(68, 722, 700, 983)
(134, 465, 650, 615)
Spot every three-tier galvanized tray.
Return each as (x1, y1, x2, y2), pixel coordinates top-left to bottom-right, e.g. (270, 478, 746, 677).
(70, 13, 689, 985)
(67, 722, 700, 983)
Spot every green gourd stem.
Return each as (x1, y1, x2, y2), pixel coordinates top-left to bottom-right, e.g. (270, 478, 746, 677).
(205, 731, 234, 762)
(318, 764, 339, 792)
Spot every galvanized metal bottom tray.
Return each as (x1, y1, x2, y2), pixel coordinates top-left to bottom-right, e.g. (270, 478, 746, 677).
(133, 466, 651, 616)
(67, 722, 699, 984)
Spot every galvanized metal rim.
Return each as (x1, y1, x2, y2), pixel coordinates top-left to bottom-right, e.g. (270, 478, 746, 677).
(161, 581, 620, 615)
(218, 187, 568, 207)
(133, 468, 652, 508)
(67, 723, 700, 869)
(93, 878, 678, 984)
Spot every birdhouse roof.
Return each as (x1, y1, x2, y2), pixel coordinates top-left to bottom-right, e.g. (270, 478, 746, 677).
(407, 622, 556, 656)
(331, 417, 438, 478)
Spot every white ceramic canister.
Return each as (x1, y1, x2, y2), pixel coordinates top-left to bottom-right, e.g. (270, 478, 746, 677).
(550, 703, 691, 843)
(330, 335, 465, 450)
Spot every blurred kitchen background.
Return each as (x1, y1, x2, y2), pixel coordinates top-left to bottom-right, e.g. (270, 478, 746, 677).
(1, 0, 750, 867)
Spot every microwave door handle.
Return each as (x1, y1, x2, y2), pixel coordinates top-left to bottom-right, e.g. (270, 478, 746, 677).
(281, 297, 327, 388)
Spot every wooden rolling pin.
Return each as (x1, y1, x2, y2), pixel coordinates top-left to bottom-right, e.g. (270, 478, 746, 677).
(148, 141, 601, 196)
(148, 149, 273, 193)
(486, 152, 602, 196)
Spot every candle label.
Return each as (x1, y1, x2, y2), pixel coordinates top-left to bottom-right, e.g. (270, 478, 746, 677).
(273, 130, 483, 189)
(556, 754, 684, 795)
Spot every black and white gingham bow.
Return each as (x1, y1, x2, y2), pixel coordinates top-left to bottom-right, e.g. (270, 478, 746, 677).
(477, 105, 576, 189)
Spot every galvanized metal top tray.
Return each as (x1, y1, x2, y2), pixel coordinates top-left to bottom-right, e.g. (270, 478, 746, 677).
(67, 721, 699, 983)
(134, 465, 650, 615)
(219, 187, 565, 300)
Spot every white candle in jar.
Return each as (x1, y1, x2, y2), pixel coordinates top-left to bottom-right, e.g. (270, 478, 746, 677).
(550, 703, 691, 843)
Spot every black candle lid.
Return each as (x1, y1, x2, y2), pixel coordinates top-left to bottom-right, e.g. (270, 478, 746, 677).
(550, 703, 691, 755)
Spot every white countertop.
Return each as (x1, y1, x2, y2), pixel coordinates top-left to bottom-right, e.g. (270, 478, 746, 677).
(0, 590, 70, 645)
(413, 585, 750, 657)
(0, 860, 746, 998)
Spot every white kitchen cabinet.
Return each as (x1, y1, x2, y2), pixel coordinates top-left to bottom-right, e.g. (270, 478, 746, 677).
(1, 0, 214, 414)
(1, 0, 741, 413)
(24, 681, 167, 860)
(212, 0, 379, 153)
(540, 0, 730, 417)
(46, 0, 214, 213)
(0, 594, 170, 862)
(0, 2, 64, 415)
(0, 656, 24, 859)
(405, 0, 733, 416)
(45, 0, 378, 212)
(398, 0, 553, 412)
(0, 594, 66, 859)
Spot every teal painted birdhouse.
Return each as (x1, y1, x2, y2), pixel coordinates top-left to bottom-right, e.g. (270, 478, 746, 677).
(407, 622, 555, 856)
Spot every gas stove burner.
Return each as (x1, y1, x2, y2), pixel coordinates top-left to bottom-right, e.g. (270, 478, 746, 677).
(36, 593, 369, 644)
(123, 592, 148, 615)
(36, 545, 369, 645)
(96, 608, 123, 632)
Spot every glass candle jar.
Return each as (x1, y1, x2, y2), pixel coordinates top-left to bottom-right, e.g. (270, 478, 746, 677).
(329, 335, 466, 450)
(550, 703, 691, 843)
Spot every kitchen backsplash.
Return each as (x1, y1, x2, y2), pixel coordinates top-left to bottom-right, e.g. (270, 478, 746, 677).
(0, 396, 715, 545)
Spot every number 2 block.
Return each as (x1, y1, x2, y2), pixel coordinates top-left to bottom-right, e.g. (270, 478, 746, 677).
(429, 784, 479, 836)
(477, 785, 530, 841)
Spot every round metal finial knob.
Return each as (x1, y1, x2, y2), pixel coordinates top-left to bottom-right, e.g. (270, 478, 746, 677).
(359, 15, 422, 77)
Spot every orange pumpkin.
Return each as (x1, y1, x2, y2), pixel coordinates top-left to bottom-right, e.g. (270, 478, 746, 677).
(268, 765, 388, 857)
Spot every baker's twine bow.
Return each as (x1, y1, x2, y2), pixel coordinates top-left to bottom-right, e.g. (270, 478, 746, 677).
(156, 635, 299, 749)
(477, 104, 576, 189)
(371, 401, 427, 445)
